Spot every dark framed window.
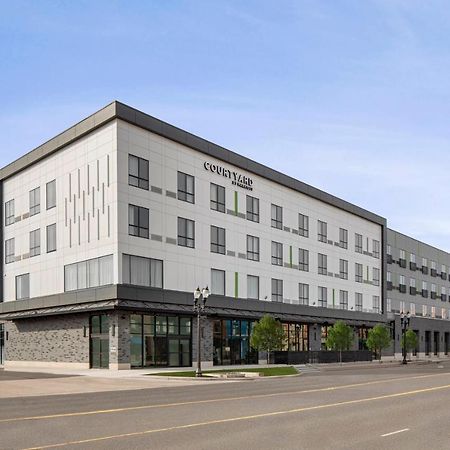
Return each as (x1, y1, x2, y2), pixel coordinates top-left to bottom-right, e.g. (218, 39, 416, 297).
(247, 235, 260, 261)
(29, 187, 40, 216)
(128, 154, 149, 190)
(318, 220, 327, 242)
(355, 293, 363, 311)
(271, 278, 283, 302)
(373, 296, 380, 313)
(210, 183, 225, 213)
(299, 283, 309, 305)
(271, 241, 283, 266)
(211, 226, 226, 254)
(318, 253, 327, 275)
(122, 254, 163, 288)
(5, 199, 14, 226)
(299, 248, 309, 272)
(355, 263, 363, 282)
(46, 223, 57, 253)
(340, 290, 348, 310)
(5, 238, 14, 264)
(30, 229, 40, 257)
(373, 268, 380, 286)
(339, 228, 348, 249)
(339, 259, 348, 279)
(355, 233, 363, 253)
(271, 204, 282, 229)
(46, 180, 56, 209)
(178, 217, 195, 248)
(128, 204, 149, 238)
(246, 196, 259, 222)
(373, 239, 380, 258)
(177, 171, 195, 203)
(64, 255, 114, 291)
(299, 213, 309, 237)
(318, 286, 327, 307)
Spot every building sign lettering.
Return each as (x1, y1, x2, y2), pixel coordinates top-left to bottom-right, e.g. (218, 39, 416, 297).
(204, 161, 253, 191)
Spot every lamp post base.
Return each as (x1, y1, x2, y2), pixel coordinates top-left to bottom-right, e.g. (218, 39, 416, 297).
(195, 369, 203, 377)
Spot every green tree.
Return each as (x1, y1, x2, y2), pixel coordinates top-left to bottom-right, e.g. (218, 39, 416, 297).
(366, 325, 391, 361)
(401, 329, 418, 359)
(250, 315, 285, 364)
(325, 321, 354, 364)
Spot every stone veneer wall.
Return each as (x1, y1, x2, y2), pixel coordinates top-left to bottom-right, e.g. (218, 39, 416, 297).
(5, 313, 90, 365)
(109, 311, 131, 369)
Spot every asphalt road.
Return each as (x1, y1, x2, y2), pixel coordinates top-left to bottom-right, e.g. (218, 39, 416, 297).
(1, 362, 450, 450)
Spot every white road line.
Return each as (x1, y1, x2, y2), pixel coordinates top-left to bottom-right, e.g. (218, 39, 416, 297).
(381, 428, 410, 437)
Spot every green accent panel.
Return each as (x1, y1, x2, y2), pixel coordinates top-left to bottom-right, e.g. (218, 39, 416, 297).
(366, 266, 369, 281)
(234, 272, 238, 298)
(332, 289, 335, 306)
(289, 246, 293, 267)
(234, 191, 238, 215)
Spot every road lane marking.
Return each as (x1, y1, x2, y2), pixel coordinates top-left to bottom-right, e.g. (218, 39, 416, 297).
(2, 372, 448, 424)
(381, 428, 410, 437)
(20, 383, 450, 450)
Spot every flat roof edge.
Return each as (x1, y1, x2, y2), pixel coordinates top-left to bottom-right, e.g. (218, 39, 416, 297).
(0, 100, 386, 226)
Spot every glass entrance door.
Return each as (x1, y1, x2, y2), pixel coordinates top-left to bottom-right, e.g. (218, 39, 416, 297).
(90, 315, 109, 369)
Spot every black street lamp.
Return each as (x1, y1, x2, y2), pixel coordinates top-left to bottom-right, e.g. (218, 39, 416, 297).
(400, 311, 410, 365)
(193, 286, 210, 377)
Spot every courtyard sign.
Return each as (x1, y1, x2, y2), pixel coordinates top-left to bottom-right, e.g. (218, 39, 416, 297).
(204, 161, 253, 191)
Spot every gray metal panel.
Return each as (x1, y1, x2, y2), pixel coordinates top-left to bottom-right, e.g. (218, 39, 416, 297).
(0, 181, 3, 303)
(0, 101, 386, 226)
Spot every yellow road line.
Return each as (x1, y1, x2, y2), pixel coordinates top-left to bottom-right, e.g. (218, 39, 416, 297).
(3, 372, 448, 423)
(21, 383, 450, 450)
(1, 372, 448, 424)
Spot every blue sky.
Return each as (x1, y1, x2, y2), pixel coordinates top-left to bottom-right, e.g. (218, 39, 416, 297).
(2, 1, 450, 249)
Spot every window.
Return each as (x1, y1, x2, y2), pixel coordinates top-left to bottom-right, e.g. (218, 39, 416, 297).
(373, 267, 380, 286)
(5, 238, 14, 264)
(46, 223, 57, 253)
(399, 250, 406, 267)
(247, 275, 259, 300)
(122, 254, 163, 288)
(271, 278, 283, 302)
(355, 233, 363, 253)
(399, 274, 405, 289)
(64, 255, 113, 291)
(46, 180, 56, 209)
(372, 240, 380, 258)
(339, 259, 348, 279)
(247, 235, 260, 261)
(299, 213, 309, 237)
(318, 253, 327, 275)
(298, 248, 309, 272)
(271, 241, 283, 266)
(30, 229, 40, 257)
(340, 290, 348, 310)
(372, 296, 380, 313)
(178, 217, 195, 248)
(339, 228, 348, 249)
(210, 183, 225, 213)
(16, 273, 30, 300)
(5, 199, 14, 226)
(422, 304, 427, 317)
(299, 283, 309, 305)
(386, 298, 391, 312)
(177, 171, 195, 203)
(318, 286, 327, 307)
(387, 271, 392, 282)
(29, 187, 40, 216)
(318, 220, 327, 242)
(211, 269, 225, 295)
(128, 154, 149, 190)
(246, 196, 259, 222)
(387, 244, 392, 255)
(211, 226, 226, 254)
(410, 303, 416, 316)
(271, 204, 282, 229)
(410, 278, 416, 288)
(128, 205, 149, 238)
(355, 263, 363, 283)
(410, 253, 416, 264)
(355, 293, 363, 311)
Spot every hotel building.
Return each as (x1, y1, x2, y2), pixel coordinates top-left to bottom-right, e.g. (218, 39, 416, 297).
(0, 101, 433, 369)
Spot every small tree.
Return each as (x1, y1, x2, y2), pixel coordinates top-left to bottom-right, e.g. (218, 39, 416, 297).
(401, 329, 418, 359)
(250, 315, 285, 364)
(366, 324, 391, 362)
(325, 321, 354, 364)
